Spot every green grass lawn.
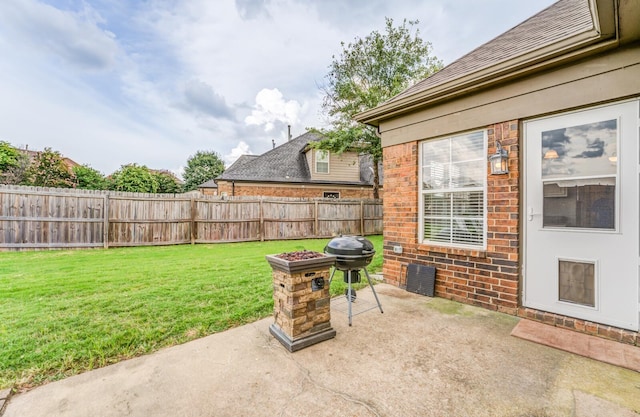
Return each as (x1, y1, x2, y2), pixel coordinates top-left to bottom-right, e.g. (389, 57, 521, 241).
(0, 236, 382, 390)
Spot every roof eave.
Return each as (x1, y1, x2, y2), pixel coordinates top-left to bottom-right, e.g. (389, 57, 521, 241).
(356, 30, 615, 126)
(217, 178, 376, 187)
(356, 0, 621, 126)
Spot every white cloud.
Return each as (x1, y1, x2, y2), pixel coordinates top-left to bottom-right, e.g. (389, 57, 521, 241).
(0, 0, 558, 178)
(225, 141, 253, 165)
(244, 88, 302, 132)
(235, 0, 271, 20)
(0, 0, 118, 71)
(181, 79, 234, 119)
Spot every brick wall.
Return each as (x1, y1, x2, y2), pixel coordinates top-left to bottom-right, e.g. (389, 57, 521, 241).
(216, 181, 380, 199)
(518, 307, 638, 346)
(199, 188, 218, 196)
(382, 121, 520, 315)
(382, 121, 640, 345)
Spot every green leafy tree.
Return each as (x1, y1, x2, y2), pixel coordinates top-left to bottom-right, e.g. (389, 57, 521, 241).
(1, 154, 31, 185)
(317, 18, 443, 198)
(0, 141, 30, 185)
(153, 170, 181, 194)
(0, 141, 20, 172)
(109, 163, 159, 193)
(27, 147, 74, 188)
(73, 165, 108, 190)
(182, 150, 225, 192)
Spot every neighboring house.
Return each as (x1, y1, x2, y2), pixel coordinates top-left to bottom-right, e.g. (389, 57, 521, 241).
(150, 168, 183, 181)
(198, 179, 218, 196)
(21, 148, 80, 172)
(356, 0, 640, 344)
(215, 131, 382, 199)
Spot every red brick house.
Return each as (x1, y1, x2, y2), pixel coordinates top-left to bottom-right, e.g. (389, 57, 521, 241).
(214, 131, 382, 199)
(356, 0, 639, 344)
(197, 179, 218, 196)
(21, 148, 80, 172)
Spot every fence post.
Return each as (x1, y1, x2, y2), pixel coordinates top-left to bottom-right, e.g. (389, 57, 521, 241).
(259, 198, 264, 241)
(360, 200, 364, 235)
(314, 200, 319, 238)
(190, 198, 196, 245)
(0, 186, 381, 250)
(103, 194, 110, 249)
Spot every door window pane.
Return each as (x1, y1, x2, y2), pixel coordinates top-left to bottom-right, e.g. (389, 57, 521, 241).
(541, 119, 617, 179)
(543, 182, 615, 229)
(541, 118, 617, 230)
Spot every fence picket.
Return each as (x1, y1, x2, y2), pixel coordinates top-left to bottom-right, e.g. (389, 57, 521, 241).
(0, 185, 382, 250)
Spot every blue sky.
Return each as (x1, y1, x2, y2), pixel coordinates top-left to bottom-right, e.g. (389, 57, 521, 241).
(0, 0, 556, 177)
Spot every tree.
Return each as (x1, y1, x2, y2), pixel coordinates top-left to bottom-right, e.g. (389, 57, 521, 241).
(27, 147, 74, 188)
(153, 170, 181, 194)
(182, 150, 225, 192)
(317, 18, 443, 198)
(73, 165, 108, 190)
(0, 141, 20, 172)
(0, 141, 30, 185)
(109, 163, 159, 193)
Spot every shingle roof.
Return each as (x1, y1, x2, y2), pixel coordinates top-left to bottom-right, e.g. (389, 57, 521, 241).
(223, 154, 259, 175)
(354, 0, 609, 127)
(217, 131, 318, 182)
(389, 0, 595, 103)
(216, 131, 378, 185)
(198, 179, 218, 188)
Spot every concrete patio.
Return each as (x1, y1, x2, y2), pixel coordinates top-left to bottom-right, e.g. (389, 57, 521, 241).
(3, 284, 639, 417)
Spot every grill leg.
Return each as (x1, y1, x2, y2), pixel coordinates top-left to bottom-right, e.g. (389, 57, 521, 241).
(328, 267, 337, 286)
(346, 270, 353, 326)
(362, 267, 384, 314)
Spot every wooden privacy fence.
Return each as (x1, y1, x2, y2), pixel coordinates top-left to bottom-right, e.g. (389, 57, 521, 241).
(0, 185, 383, 250)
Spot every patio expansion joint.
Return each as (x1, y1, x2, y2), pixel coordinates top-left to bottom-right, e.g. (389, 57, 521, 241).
(277, 348, 382, 417)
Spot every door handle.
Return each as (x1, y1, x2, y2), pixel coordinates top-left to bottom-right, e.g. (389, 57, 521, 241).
(527, 207, 541, 221)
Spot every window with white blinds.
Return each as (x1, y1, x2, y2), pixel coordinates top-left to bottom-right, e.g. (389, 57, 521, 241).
(315, 150, 329, 173)
(420, 131, 487, 248)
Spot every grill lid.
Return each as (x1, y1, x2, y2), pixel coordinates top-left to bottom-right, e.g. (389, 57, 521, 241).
(324, 235, 375, 256)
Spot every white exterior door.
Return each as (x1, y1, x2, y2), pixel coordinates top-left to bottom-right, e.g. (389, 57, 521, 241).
(524, 100, 639, 331)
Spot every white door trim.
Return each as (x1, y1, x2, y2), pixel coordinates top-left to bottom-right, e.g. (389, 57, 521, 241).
(523, 98, 640, 331)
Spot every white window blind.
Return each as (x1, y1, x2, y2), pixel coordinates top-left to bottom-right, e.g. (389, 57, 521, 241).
(420, 131, 486, 248)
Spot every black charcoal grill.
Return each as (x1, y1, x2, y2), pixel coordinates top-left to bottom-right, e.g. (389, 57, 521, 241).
(324, 235, 375, 270)
(324, 236, 383, 326)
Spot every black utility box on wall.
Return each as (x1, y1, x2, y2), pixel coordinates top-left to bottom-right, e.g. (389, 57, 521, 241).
(406, 263, 436, 297)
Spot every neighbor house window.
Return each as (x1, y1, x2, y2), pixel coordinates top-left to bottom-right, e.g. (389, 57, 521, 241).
(316, 150, 329, 173)
(323, 191, 340, 198)
(420, 131, 487, 248)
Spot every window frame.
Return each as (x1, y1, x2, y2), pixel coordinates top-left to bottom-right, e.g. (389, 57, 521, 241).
(418, 130, 488, 250)
(540, 117, 620, 232)
(315, 149, 330, 174)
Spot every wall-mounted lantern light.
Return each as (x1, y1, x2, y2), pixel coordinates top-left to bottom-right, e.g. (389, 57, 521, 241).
(489, 141, 509, 175)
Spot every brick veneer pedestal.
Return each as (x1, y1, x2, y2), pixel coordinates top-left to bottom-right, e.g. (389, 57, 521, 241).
(266, 255, 336, 352)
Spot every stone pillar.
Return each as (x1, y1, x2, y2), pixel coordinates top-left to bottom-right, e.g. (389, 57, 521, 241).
(266, 254, 336, 351)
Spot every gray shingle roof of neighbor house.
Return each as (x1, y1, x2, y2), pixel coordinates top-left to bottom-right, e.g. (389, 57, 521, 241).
(355, 0, 616, 125)
(223, 154, 259, 175)
(216, 130, 380, 185)
(198, 179, 218, 188)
